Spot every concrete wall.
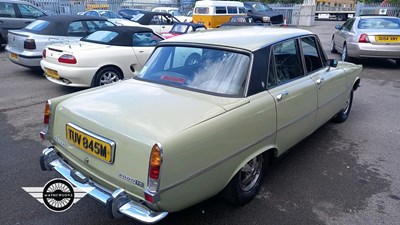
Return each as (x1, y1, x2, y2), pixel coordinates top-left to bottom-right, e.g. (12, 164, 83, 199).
(298, 4, 316, 26)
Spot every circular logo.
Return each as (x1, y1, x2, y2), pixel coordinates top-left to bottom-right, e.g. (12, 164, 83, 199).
(42, 178, 75, 212)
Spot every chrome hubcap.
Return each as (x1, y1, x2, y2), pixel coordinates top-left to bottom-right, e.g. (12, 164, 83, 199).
(99, 71, 119, 86)
(239, 155, 263, 192)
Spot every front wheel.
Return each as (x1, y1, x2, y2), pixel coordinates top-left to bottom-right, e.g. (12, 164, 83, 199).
(93, 67, 122, 87)
(333, 90, 353, 123)
(222, 154, 268, 206)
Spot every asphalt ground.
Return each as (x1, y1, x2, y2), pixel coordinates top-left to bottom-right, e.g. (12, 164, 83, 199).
(1, 20, 399, 225)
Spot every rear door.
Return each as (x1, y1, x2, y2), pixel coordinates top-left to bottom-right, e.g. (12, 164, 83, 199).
(267, 38, 318, 152)
(334, 18, 355, 53)
(302, 36, 347, 127)
(132, 32, 163, 66)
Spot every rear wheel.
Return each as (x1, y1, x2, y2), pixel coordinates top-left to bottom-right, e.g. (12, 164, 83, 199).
(333, 90, 353, 123)
(395, 59, 400, 67)
(222, 153, 268, 205)
(93, 67, 122, 87)
(0, 35, 5, 50)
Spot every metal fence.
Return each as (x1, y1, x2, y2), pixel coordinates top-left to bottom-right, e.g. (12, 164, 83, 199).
(269, 3, 301, 26)
(355, 3, 400, 17)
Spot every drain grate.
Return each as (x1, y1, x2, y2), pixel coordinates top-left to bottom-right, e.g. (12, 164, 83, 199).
(0, 101, 44, 112)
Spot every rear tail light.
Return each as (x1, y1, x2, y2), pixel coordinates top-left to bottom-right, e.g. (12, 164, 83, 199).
(42, 49, 46, 58)
(24, 39, 36, 50)
(145, 143, 163, 203)
(44, 100, 51, 125)
(41, 100, 52, 140)
(358, 33, 370, 43)
(58, 54, 77, 64)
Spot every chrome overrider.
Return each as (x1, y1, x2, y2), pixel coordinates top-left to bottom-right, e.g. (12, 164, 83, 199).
(39, 147, 168, 223)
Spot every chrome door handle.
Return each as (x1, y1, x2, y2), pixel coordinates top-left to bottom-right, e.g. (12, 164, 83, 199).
(316, 77, 325, 85)
(276, 91, 289, 101)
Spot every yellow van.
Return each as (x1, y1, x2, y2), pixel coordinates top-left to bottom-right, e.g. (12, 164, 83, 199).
(192, 1, 247, 28)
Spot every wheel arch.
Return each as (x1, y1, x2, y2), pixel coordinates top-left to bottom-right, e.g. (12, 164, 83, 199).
(353, 77, 361, 91)
(91, 64, 124, 86)
(223, 146, 277, 189)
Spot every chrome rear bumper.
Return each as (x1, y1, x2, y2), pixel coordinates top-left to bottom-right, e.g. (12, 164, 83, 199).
(40, 147, 168, 224)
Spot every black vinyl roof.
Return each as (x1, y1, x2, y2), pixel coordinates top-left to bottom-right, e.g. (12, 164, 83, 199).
(133, 11, 175, 24)
(82, 26, 158, 46)
(22, 15, 110, 35)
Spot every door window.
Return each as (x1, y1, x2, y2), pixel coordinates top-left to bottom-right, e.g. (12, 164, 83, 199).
(272, 39, 304, 85)
(17, 3, 46, 18)
(0, 2, 16, 18)
(300, 36, 324, 74)
(67, 21, 86, 36)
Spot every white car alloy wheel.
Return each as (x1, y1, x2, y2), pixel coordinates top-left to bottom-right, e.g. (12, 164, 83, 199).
(94, 67, 122, 87)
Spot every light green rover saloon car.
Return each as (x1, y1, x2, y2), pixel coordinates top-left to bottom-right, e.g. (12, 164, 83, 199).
(40, 26, 362, 223)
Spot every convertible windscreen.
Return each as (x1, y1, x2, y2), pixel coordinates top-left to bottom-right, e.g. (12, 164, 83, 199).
(138, 46, 250, 96)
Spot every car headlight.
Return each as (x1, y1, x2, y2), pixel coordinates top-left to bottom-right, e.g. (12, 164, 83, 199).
(114, 21, 123, 26)
(262, 16, 271, 22)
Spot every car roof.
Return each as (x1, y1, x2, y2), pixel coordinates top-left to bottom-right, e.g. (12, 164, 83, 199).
(134, 11, 175, 24)
(83, 26, 157, 46)
(161, 26, 313, 51)
(37, 15, 108, 22)
(21, 15, 110, 35)
(358, 15, 399, 19)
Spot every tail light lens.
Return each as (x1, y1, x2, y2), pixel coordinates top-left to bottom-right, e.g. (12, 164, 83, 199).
(58, 54, 77, 64)
(44, 100, 51, 125)
(145, 143, 163, 202)
(359, 33, 370, 43)
(42, 49, 46, 58)
(41, 100, 52, 140)
(24, 39, 36, 50)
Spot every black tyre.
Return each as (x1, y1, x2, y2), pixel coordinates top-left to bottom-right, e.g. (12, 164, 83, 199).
(93, 67, 122, 87)
(395, 59, 400, 67)
(222, 154, 268, 206)
(333, 90, 353, 123)
(0, 35, 5, 50)
(330, 37, 337, 53)
(337, 14, 346, 21)
(341, 44, 351, 62)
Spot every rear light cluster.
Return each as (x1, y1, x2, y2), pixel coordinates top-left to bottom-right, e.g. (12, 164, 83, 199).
(23, 39, 36, 50)
(359, 33, 370, 43)
(42, 49, 46, 58)
(40, 100, 52, 140)
(145, 143, 163, 203)
(58, 54, 77, 64)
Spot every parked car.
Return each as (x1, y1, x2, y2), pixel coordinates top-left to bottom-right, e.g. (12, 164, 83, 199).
(41, 26, 163, 87)
(5, 15, 115, 68)
(161, 22, 206, 39)
(117, 8, 145, 19)
(0, 0, 47, 49)
(243, 2, 283, 25)
(130, 11, 180, 33)
(331, 15, 400, 66)
(152, 7, 192, 22)
(82, 10, 140, 26)
(219, 15, 265, 28)
(39, 26, 362, 223)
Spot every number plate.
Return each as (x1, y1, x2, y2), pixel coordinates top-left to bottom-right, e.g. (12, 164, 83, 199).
(376, 35, 400, 43)
(44, 68, 60, 79)
(66, 123, 115, 163)
(9, 53, 19, 61)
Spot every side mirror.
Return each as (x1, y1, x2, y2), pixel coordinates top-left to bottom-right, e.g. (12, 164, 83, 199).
(327, 59, 338, 68)
(247, 9, 253, 13)
(335, 25, 342, 30)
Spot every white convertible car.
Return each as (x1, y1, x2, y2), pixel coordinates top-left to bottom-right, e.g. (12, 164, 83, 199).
(41, 26, 164, 87)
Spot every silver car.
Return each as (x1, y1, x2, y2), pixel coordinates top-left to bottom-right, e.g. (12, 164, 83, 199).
(0, 0, 47, 49)
(5, 15, 115, 68)
(331, 15, 400, 66)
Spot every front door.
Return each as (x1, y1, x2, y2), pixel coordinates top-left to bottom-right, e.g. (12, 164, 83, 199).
(267, 38, 318, 153)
